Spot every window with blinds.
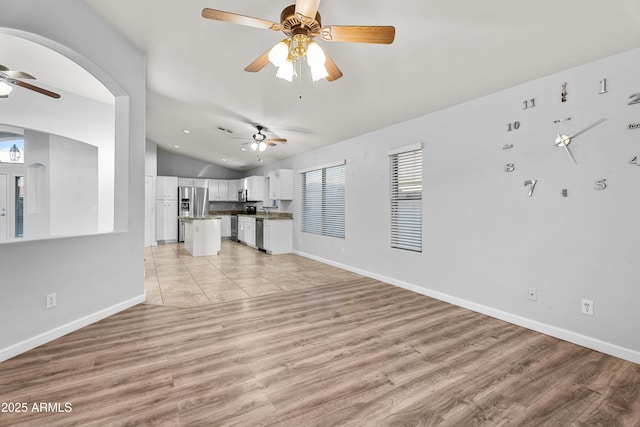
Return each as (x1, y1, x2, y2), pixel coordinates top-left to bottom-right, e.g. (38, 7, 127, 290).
(301, 163, 345, 239)
(390, 148, 422, 252)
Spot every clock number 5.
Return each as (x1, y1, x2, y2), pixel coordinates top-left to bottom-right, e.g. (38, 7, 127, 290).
(524, 179, 537, 197)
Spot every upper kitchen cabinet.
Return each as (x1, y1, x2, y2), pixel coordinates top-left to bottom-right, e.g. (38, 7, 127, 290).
(244, 176, 265, 202)
(208, 179, 229, 201)
(178, 177, 207, 188)
(268, 169, 293, 200)
(228, 179, 240, 201)
(157, 176, 178, 200)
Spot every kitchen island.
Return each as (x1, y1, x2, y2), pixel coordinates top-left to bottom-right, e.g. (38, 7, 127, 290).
(182, 216, 221, 256)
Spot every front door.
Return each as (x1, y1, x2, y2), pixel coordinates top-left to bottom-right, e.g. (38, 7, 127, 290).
(0, 174, 7, 242)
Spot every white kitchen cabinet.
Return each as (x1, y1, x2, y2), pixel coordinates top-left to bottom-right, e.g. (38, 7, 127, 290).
(268, 169, 293, 200)
(156, 176, 178, 200)
(227, 179, 240, 201)
(263, 219, 292, 254)
(193, 178, 208, 188)
(208, 179, 233, 201)
(178, 177, 193, 187)
(156, 200, 178, 242)
(238, 216, 256, 247)
(220, 215, 231, 238)
(244, 176, 265, 202)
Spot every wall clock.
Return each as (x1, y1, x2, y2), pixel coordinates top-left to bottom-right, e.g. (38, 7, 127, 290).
(501, 75, 639, 198)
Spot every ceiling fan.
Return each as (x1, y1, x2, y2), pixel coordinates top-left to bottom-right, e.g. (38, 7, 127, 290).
(0, 64, 61, 99)
(201, 0, 395, 82)
(238, 125, 287, 152)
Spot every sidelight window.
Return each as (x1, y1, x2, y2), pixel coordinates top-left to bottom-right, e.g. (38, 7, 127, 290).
(390, 145, 422, 252)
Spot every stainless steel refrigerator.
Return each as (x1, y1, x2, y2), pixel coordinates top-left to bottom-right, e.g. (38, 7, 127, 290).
(178, 186, 209, 241)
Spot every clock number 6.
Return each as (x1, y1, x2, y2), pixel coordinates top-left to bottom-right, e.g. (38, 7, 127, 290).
(524, 179, 537, 197)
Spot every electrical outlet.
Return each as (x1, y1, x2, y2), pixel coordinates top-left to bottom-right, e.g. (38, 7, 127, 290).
(527, 288, 537, 301)
(581, 298, 594, 316)
(46, 293, 56, 309)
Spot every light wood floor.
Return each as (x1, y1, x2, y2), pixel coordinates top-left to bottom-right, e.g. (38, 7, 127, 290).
(1, 241, 639, 426)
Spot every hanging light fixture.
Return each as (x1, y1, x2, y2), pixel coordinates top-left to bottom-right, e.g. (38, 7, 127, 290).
(268, 33, 328, 83)
(0, 81, 13, 97)
(250, 141, 259, 151)
(9, 144, 21, 162)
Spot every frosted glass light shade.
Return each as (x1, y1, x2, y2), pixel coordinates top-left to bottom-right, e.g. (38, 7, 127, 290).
(276, 61, 294, 82)
(0, 81, 13, 96)
(306, 42, 326, 67)
(310, 64, 328, 81)
(268, 41, 289, 67)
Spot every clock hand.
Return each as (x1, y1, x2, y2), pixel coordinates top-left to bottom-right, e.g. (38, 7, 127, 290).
(567, 117, 606, 140)
(562, 143, 577, 164)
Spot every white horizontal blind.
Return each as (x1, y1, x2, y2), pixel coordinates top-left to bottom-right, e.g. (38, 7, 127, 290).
(302, 164, 345, 238)
(390, 148, 422, 252)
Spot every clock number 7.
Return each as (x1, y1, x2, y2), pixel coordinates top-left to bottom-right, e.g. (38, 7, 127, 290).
(524, 179, 538, 197)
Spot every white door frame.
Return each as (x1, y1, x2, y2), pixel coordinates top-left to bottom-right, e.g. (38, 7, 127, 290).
(0, 174, 7, 242)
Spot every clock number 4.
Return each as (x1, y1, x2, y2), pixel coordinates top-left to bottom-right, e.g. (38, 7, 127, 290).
(507, 121, 520, 132)
(524, 179, 537, 197)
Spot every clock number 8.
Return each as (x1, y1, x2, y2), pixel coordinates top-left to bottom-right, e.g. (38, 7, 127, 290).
(504, 163, 515, 172)
(507, 121, 520, 132)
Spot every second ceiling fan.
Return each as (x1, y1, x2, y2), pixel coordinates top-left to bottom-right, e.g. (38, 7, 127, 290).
(202, 0, 395, 82)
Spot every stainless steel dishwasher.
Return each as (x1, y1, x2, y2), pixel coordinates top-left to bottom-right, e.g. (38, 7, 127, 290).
(255, 217, 264, 251)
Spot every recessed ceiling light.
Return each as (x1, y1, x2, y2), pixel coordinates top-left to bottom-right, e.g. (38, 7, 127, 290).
(183, 129, 191, 134)
(173, 145, 180, 148)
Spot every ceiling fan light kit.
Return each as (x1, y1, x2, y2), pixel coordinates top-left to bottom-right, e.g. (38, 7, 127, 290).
(202, 0, 395, 83)
(0, 80, 13, 97)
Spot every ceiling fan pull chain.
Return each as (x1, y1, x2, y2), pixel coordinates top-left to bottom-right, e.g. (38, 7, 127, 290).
(298, 59, 303, 99)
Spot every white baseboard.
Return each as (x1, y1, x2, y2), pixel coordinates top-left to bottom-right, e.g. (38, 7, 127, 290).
(294, 250, 640, 365)
(0, 293, 146, 363)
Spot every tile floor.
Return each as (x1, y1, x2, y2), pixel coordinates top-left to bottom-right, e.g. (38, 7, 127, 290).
(144, 240, 361, 307)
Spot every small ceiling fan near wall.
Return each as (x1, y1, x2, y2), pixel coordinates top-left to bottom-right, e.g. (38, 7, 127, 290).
(238, 125, 287, 152)
(0, 64, 61, 99)
(201, 0, 395, 82)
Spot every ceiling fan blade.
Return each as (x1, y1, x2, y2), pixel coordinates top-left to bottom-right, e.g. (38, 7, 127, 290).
(267, 138, 287, 143)
(321, 26, 396, 44)
(245, 48, 272, 73)
(0, 64, 10, 72)
(2, 70, 36, 79)
(266, 141, 277, 147)
(324, 52, 343, 82)
(13, 80, 61, 99)
(295, 0, 321, 25)
(202, 8, 281, 31)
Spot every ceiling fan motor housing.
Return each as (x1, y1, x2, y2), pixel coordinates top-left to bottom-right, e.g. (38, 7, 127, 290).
(281, 4, 321, 37)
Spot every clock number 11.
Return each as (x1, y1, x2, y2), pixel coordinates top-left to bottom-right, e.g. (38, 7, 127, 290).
(522, 98, 536, 109)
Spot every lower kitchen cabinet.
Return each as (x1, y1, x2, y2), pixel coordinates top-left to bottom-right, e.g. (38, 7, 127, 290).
(220, 215, 231, 238)
(263, 219, 292, 255)
(238, 216, 256, 247)
(156, 200, 178, 242)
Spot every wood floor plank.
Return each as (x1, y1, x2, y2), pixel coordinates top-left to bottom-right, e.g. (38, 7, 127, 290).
(2, 241, 639, 426)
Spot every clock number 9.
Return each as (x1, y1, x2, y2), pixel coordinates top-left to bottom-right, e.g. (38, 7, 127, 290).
(507, 121, 520, 132)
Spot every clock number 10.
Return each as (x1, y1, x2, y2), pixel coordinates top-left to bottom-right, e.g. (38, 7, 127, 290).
(507, 121, 520, 132)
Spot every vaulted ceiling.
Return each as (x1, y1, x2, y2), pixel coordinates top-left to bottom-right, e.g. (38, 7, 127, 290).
(73, 1, 640, 170)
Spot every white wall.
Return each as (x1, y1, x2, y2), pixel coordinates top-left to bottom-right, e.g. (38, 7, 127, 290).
(0, 81, 115, 233)
(0, 1, 145, 361)
(49, 134, 98, 236)
(157, 147, 243, 179)
(249, 49, 640, 364)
